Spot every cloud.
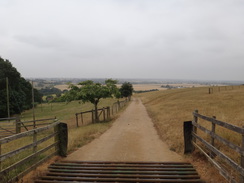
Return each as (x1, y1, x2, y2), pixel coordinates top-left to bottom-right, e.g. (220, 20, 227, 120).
(0, 0, 244, 81)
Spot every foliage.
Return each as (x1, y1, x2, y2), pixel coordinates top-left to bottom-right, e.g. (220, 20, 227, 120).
(120, 82, 134, 100)
(39, 87, 62, 96)
(62, 79, 119, 122)
(0, 57, 42, 118)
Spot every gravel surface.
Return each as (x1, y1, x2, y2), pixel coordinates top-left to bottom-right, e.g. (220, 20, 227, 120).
(65, 98, 184, 162)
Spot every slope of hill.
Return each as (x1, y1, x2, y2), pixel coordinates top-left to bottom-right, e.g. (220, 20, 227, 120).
(137, 85, 244, 182)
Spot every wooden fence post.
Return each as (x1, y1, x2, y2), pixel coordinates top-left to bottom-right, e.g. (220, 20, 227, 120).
(0, 142, 2, 171)
(240, 126, 244, 183)
(33, 130, 37, 153)
(193, 110, 198, 146)
(81, 113, 83, 125)
(57, 123, 68, 157)
(210, 116, 216, 158)
(76, 113, 79, 127)
(15, 118, 21, 134)
(107, 107, 110, 119)
(184, 121, 194, 153)
(103, 108, 106, 121)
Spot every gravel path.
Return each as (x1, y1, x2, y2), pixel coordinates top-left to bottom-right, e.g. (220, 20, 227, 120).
(65, 98, 184, 162)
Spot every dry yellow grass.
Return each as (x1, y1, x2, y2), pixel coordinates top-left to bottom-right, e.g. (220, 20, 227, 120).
(137, 85, 244, 182)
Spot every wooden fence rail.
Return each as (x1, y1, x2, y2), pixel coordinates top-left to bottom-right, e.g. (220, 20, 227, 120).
(0, 117, 57, 139)
(184, 110, 244, 183)
(0, 118, 19, 139)
(75, 107, 110, 127)
(75, 99, 128, 127)
(0, 122, 67, 183)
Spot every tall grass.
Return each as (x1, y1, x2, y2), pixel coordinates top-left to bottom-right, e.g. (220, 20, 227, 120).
(137, 85, 244, 182)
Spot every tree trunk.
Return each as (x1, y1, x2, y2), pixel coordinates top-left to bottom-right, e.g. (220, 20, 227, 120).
(94, 101, 99, 122)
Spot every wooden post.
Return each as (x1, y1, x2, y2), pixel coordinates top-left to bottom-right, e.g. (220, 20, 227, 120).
(15, 118, 21, 134)
(209, 88, 211, 94)
(240, 126, 244, 183)
(31, 81, 37, 152)
(57, 123, 68, 157)
(6, 77, 10, 119)
(0, 143, 2, 171)
(210, 116, 216, 158)
(76, 113, 79, 127)
(184, 121, 194, 153)
(81, 113, 83, 125)
(33, 130, 37, 153)
(193, 110, 198, 146)
(107, 107, 110, 119)
(117, 101, 120, 110)
(54, 124, 58, 153)
(103, 108, 106, 121)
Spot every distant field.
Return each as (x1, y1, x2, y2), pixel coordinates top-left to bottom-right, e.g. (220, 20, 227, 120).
(54, 83, 210, 92)
(54, 84, 70, 91)
(137, 85, 244, 182)
(132, 83, 209, 91)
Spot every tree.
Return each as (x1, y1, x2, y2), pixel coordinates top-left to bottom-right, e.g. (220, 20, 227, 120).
(64, 79, 119, 122)
(120, 82, 134, 100)
(0, 57, 42, 117)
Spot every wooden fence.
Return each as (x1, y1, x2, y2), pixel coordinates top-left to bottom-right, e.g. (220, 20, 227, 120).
(0, 117, 57, 139)
(75, 107, 110, 127)
(184, 110, 244, 183)
(75, 99, 128, 127)
(0, 122, 67, 183)
(0, 118, 19, 139)
(208, 85, 243, 94)
(111, 99, 128, 116)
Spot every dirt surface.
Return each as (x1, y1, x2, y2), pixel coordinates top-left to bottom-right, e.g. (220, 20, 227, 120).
(65, 98, 184, 162)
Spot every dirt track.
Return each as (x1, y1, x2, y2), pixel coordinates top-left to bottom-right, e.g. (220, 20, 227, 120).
(65, 98, 184, 162)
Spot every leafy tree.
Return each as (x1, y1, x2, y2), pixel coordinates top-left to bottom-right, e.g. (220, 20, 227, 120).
(0, 57, 42, 117)
(120, 82, 134, 100)
(39, 87, 62, 96)
(64, 79, 119, 122)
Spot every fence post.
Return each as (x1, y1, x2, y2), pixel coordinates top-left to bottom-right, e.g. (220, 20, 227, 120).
(15, 118, 21, 134)
(184, 121, 194, 153)
(81, 113, 84, 125)
(57, 123, 68, 157)
(210, 116, 216, 158)
(33, 130, 37, 153)
(240, 126, 244, 183)
(76, 113, 79, 127)
(103, 108, 106, 121)
(107, 107, 110, 119)
(112, 105, 114, 116)
(0, 143, 2, 171)
(193, 110, 198, 147)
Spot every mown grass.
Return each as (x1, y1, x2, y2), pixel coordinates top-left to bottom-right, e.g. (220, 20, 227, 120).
(137, 85, 244, 182)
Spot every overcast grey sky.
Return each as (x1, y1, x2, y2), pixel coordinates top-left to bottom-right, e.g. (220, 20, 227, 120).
(1, 0, 244, 81)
